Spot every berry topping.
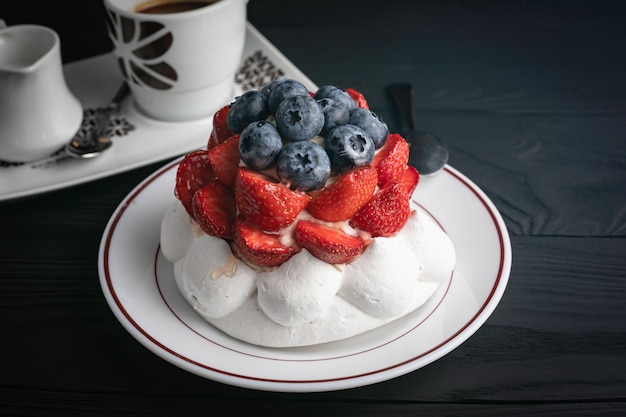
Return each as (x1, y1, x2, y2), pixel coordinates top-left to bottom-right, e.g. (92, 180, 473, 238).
(324, 124, 375, 173)
(233, 218, 299, 267)
(183, 79, 420, 268)
(400, 165, 420, 196)
(235, 167, 311, 232)
(274, 95, 324, 142)
(239, 121, 283, 170)
(348, 107, 389, 149)
(268, 78, 309, 114)
(208, 134, 240, 189)
(208, 104, 233, 149)
(295, 220, 367, 265)
(371, 133, 410, 187)
(350, 182, 411, 237)
(175, 150, 216, 218)
(192, 180, 236, 239)
(276, 141, 331, 191)
(317, 97, 350, 136)
(227, 90, 270, 133)
(314, 85, 356, 111)
(307, 166, 378, 222)
(345, 87, 369, 109)
(260, 78, 287, 100)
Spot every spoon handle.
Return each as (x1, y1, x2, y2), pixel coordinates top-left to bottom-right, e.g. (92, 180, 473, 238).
(386, 82, 449, 176)
(94, 82, 130, 136)
(386, 83, 416, 131)
(65, 82, 130, 158)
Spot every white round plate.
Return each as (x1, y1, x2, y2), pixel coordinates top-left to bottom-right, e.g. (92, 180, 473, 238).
(98, 158, 512, 392)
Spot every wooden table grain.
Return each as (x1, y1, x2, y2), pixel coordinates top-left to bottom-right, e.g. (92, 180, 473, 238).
(1, 1, 625, 415)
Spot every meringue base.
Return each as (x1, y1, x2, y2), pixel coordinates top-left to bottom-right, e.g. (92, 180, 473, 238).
(161, 201, 456, 348)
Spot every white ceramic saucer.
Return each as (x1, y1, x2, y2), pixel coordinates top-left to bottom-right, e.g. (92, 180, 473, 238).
(98, 158, 512, 392)
(0, 23, 314, 202)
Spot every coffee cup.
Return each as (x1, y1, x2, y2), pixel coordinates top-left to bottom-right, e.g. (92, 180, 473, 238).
(0, 22, 83, 162)
(103, 0, 248, 122)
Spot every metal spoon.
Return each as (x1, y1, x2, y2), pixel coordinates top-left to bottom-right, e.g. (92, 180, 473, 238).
(65, 82, 130, 158)
(386, 83, 449, 176)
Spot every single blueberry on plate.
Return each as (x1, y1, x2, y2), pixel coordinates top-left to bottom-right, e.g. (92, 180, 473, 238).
(348, 107, 389, 149)
(239, 121, 283, 170)
(314, 85, 356, 112)
(276, 141, 331, 191)
(317, 97, 350, 137)
(325, 124, 375, 173)
(274, 95, 324, 142)
(268, 79, 309, 114)
(227, 90, 270, 133)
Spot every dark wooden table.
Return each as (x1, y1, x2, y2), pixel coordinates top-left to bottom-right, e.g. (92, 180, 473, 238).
(2, 1, 625, 415)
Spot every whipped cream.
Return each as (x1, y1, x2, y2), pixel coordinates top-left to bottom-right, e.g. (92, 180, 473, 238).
(160, 200, 456, 347)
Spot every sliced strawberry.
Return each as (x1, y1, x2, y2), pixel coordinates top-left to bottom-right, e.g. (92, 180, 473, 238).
(350, 182, 411, 237)
(192, 180, 236, 239)
(208, 134, 240, 189)
(307, 166, 378, 222)
(232, 218, 299, 267)
(235, 167, 311, 232)
(345, 87, 369, 109)
(400, 165, 420, 196)
(175, 150, 216, 218)
(207, 104, 234, 149)
(295, 220, 367, 265)
(372, 133, 410, 187)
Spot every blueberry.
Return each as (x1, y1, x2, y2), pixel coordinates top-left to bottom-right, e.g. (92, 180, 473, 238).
(227, 90, 270, 133)
(314, 85, 356, 111)
(260, 78, 287, 100)
(268, 79, 309, 114)
(274, 95, 324, 142)
(239, 121, 283, 170)
(276, 141, 331, 191)
(317, 98, 350, 137)
(348, 107, 389, 149)
(324, 124, 375, 173)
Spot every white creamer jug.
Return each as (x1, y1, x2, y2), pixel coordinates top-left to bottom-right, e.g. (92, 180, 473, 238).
(0, 23, 83, 162)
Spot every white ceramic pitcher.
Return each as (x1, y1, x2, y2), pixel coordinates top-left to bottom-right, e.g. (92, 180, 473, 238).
(0, 22, 83, 162)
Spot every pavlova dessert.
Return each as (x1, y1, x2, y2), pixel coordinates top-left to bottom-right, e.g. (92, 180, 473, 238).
(160, 79, 456, 347)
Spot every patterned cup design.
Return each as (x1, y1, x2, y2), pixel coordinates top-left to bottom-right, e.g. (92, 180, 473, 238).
(106, 12, 178, 90)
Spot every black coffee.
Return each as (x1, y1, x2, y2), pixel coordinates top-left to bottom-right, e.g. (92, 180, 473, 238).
(135, 0, 220, 14)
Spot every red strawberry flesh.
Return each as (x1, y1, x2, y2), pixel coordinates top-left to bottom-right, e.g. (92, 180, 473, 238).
(372, 133, 410, 187)
(400, 165, 420, 196)
(307, 166, 378, 222)
(208, 134, 240, 189)
(175, 150, 216, 218)
(232, 218, 299, 267)
(235, 167, 311, 232)
(295, 220, 366, 265)
(350, 182, 411, 237)
(345, 87, 369, 109)
(208, 104, 234, 149)
(192, 180, 236, 239)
